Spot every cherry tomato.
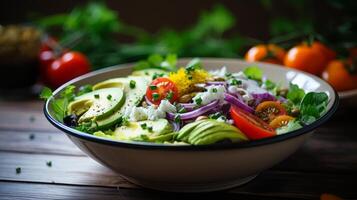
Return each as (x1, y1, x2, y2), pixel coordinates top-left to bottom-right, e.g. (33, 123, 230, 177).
(284, 42, 326, 75)
(312, 41, 336, 64)
(230, 106, 276, 140)
(255, 101, 287, 123)
(245, 44, 286, 65)
(322, 59, 357, 91)
(146, 77, 179, 105)
(269, 115, 295, 129)
(46, 51, 91, 88)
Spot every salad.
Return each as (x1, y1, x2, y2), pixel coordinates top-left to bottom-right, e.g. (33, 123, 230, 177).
(41, 55, 329, 145)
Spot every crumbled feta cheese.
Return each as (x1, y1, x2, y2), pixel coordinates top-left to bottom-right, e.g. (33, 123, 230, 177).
(241, 79, 268, 94)
(124, 106, 148, 122)
(158, 100, 176, 113)
(124, 100, 176, 121)
(193, 85, 226, 105)
(209, 66, 227, 77)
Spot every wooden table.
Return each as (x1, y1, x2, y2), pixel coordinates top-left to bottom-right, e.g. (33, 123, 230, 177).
(0, 99, 355, 200)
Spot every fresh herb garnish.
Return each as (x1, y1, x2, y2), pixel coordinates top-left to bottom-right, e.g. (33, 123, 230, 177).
(16, 167, 21, 174)
(46, 161, 52, 167)
(140, 123, 147, 129)
(178, 107, 186, 113)
(39, 86, 76, 122)
(121, 117, 130, 126)
(195, 97, 202, 105)
(152, 93, 160, 101)
(147, 126, 153, 132)
(152, 73, 164, 80)
(107, 94, 112, 100)
(209, 112, 223, 120)
(94, 94, 100, 99)
(174, 115, 181, 123)
(243, 66, 263, 81)
(230, 79, 241, 86)
(149, 85, 157, 90)
(166, 91, 173, 100)
(129, 80, 136, 89)
(212, 88, 218, 93)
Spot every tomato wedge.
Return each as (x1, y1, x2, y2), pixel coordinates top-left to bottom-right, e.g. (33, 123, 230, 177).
(269, 115, 295, 129)
(230, 106, 276, 140)
(255, 101, 286, 122)
(146, 77, 179, 105)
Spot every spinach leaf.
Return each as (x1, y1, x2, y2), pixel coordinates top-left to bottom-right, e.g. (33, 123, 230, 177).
(299, 92, 328, 124)
(243, 66, 263, 81)
(287, 83, 305, 105)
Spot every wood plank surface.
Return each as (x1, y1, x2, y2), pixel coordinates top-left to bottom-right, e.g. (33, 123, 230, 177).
(0, 130, 83, 156)
(0, 181, 317, 200)
(0, 100, 356, 199)
(0, 151, 355, 198)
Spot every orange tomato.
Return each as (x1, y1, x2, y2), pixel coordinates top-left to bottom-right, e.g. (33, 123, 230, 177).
(312, 42, 336, 64)
(284, 43, 326, 75)
(245, 44, 286, 65)
(322, 59, 357, 91)
(320, 193, 343, 200)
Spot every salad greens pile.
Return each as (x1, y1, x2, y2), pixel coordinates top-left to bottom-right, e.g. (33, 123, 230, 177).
(41, 55, 329, 145)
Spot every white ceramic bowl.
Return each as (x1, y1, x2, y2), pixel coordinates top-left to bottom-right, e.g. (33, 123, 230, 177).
(44, 58, 339, 192)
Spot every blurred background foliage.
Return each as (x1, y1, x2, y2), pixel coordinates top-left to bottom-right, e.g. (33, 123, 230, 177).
(32, 0, 356, 69)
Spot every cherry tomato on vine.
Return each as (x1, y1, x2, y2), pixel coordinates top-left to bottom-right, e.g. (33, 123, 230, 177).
(46, 51, 91, 88)
(245, 44, 286, 65)
(322, 59, 357, 91)
(284, 42, 326, 75)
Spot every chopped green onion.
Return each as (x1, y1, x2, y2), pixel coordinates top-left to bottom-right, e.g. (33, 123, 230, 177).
(230, 79, 242, 86)
(166, 91, 173, 100)
(140, 123, 147, 129)
(174, 114, 181, 123)
(195, 97, 202, 105)
(147, 126, 153, 132)
(149, 85, 157, 90)
(152, 93, 160, 101)
(16, 167, 21, 174)
(129, 80, 136, 89)
(94, 94, 100, 99)
(212, 88, 218, 93)
(107, 94, 112, 100)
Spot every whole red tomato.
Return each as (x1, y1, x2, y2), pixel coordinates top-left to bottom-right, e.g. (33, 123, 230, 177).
(46, 51, 90, 88)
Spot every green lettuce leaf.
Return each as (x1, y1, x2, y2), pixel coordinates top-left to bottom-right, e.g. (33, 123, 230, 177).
(243, 66, 263, 81)
(287, 83, 305, 105)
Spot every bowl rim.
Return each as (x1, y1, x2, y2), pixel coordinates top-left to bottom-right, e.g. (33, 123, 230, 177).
(44, 58, 340, 151)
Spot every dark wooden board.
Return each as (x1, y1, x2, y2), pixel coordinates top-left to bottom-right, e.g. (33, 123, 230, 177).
(0, 181, 314, 200)
(0, 100, 356, 199)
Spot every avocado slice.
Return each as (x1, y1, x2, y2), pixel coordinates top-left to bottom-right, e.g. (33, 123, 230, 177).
(177, 119, 248, 145)
(113, 119, 173, 141)
(67, 88, 125, 123)
(91, 76, 149, 130)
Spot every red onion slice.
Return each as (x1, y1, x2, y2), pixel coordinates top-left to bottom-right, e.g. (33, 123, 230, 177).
(166, 100, 219, 121)
(224, 93, 254, 113)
